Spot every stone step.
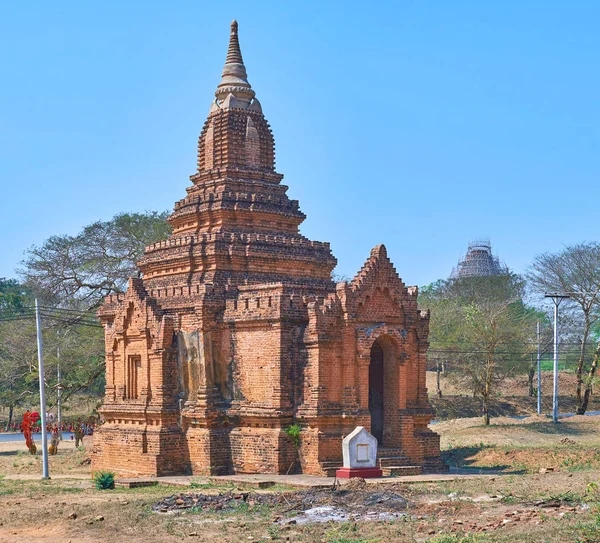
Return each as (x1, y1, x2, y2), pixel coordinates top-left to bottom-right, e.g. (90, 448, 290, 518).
(422, 458, 450, 473)
(320, 461, 341, 478)
(115, 478, 159, 489)
(377, 455, 412, 468)
(381, 465, 423, 477)
(377, 448, 404, 457)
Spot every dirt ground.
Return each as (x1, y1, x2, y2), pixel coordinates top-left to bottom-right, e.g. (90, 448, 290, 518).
(0, 435, 92, 477)
(427, 370, 600, 420)
(2, 417, 600, 542)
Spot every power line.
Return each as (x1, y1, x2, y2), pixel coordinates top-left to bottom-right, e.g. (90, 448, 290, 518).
(0, 310, 102, 328)
(38, 305, 97, 316)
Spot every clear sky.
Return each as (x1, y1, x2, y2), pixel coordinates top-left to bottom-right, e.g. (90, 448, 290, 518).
(1, 1, 598, 287)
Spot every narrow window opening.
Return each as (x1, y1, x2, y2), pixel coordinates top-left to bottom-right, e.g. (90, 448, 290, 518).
(126, 355, 141, 400)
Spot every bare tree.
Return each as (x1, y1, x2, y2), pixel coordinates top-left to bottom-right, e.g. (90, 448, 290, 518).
(20, 211, 171, 308)
(528, 243, 600, 414)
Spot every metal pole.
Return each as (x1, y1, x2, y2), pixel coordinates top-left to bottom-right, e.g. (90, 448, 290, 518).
(57, 329, 62, 440)
(35, 299, 50, 479)
(552, 300, 559, 423)
(537, 321, 541, 415)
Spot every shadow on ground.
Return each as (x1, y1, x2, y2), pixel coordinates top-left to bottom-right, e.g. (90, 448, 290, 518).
(441, 445, 525, 474)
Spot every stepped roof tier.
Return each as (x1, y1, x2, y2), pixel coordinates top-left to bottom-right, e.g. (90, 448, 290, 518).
(137, 20, 336, 292)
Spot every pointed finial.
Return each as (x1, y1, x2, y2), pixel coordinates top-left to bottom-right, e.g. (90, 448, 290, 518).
(225, 19, 243, 65)
(371, 244, 387, 259)
(215, 19, 255, 105)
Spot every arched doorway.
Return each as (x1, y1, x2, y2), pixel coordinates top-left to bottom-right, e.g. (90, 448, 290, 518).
(369, 341, 385, 444)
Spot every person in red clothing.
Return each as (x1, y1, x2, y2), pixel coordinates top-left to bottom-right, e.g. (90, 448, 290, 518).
(22, 411, 37, 455)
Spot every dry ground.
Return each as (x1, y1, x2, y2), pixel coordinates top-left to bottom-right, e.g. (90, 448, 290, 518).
(2, 417, 600, 542)
(0, 436, 91, 477)
(426, 370, 600, 420)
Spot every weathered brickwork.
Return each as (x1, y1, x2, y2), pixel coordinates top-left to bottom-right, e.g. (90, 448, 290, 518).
(92, 20, 445, 477)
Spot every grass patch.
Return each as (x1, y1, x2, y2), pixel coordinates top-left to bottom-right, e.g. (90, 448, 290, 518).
(574, 510, 600, 542)
(443, 442, 600, 474)
(189, 478, 235, 490)
(324, 522, 374, 543)
(110, 484, 186, 495)
(0, 475, 13, 496)
(548, 490, 582, 503)
(425, 534, 490, 543)
(186, 499, 274, 519)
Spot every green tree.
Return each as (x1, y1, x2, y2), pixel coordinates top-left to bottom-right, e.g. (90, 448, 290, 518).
(420, 274, 538, 425)
(0, 278, 29, 312)
(0, 279, 37, 428)
(1, 211, 169, 425)
(0, 320, 39, 429)
(43, 324, 106, 410)
(0, 303, 105, 428)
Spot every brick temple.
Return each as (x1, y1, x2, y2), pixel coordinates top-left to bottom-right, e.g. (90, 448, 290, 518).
(92, 21, 445, 477)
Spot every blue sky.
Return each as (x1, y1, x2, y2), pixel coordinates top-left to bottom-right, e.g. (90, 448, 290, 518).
(1, 1, 598, 287)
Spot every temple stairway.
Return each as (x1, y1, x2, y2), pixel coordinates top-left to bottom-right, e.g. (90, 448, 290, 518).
(321, 447, 423, 477)
(376, 447, 423, 476)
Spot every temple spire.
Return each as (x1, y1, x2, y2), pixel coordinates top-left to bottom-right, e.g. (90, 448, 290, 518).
(215, 20, 255, 105)
(226, 20, 244, 64)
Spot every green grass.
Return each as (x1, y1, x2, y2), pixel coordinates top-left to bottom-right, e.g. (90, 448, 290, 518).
(573, 510, 600, 543)
(267, 483, 298, 492)
(0, 475, 13, 496)
(324, 522, 375, 543)
(540, 360, 571, 372)
(425, 534, 490, 543)
(189, 478, 235, 490)
(110, 484, 186, 495)
(548, 490, 582, 503)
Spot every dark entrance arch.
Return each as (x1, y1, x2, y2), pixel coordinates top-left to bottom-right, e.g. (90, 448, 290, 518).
(369, 341, 385, 444)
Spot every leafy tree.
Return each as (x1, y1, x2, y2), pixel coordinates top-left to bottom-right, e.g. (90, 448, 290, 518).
(420, 274, 538, 425)
(528, 243, 600, 414)
(1, 210, 169, 426)
(43, 324, 106, 409)
(0, 320, 39, 429)
(0, 278, 29, 312)
(0, 309, 105, 428)
(0, 280, 37, 428)
(20, 211, 171, 308)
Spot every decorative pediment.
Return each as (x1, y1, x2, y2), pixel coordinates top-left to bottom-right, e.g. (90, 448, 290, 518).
(350, 245, 407, 296)
(101, 277, 173, 351)
(348, 245, 418, 320)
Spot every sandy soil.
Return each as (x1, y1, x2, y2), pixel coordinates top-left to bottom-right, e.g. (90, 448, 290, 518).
(2, 420, 600, 542)
(1, 469, 599, 542)
(0, 434, 92, 478)
(435, 413, 600, 447)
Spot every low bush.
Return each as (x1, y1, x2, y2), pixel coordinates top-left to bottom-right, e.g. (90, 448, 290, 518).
(93, 470, 115, 490)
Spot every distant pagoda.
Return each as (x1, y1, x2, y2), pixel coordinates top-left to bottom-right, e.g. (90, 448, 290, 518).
(451, 239, 507, 279)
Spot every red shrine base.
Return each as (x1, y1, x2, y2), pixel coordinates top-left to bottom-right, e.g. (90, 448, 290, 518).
(335, 467, 383, 479)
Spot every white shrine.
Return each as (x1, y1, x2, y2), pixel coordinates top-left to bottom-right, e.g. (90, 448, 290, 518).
(336, 426, 383, 478)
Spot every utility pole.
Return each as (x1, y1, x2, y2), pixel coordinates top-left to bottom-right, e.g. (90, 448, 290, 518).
(537, 321, 541, 415)
(34, 299, 50, 479)
(57, 329, 62, 440)
(545, 293, 570, 423)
